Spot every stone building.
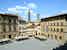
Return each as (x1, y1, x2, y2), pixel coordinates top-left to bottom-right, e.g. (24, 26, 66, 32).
(24, 22, 35, 36)
(41, 14, 67, 43)
(0, 13, 18, 39)
(18, 18, 26, 36)
(33, 22, 41, 36)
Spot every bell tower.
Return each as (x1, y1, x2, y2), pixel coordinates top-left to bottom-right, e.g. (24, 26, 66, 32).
(28, 9, 31, 23)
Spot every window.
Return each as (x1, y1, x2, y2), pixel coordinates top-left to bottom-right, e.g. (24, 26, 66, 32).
(14, 19, 16, 24)
(9, 26, 11, 32)
(57, 28, 59, 32)
(54, 23, 55, 26)
(61, 28, 63, 32)
(14, 26, 16, 31)
(9, 35, 11, 38)
(51, 23, 52, 26)
(9, 19, 11, 23)
(61, 22, 63, 26)
(51, 28, 52, 31)
(3, 28, 6, 32)
(54, 28, 55, 31)
(35, 31, 37, 35)
(48, 34, 49, 37)
(39, 33, 40, 35)
(38, 24, 40, 26)
(57, 22, 59, 26)
(6, 26, 9, 32)
(36, 33, 37, 35)
(59, 36, 62, 40)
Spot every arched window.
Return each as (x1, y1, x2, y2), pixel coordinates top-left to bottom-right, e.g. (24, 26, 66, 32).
(54, 28, 55, 31)
(57, 22, 59, 26)
(59, 36, 62, 40)
(36, 31, 37, 35)
(61, 28, 63, 32)
(51, 28, 52, 31)
(48, 34, 49, 37)
(57, 28, 59, 32)
(8, 35, 11, 38)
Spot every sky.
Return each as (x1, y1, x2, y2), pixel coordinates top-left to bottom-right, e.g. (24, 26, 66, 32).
(0, 0, 67, 21)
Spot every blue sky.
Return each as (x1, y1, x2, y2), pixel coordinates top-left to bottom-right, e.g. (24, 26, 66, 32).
(0, 0, 67, 21)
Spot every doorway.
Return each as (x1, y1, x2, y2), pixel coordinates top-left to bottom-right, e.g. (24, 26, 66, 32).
(8, 35, 11, 38)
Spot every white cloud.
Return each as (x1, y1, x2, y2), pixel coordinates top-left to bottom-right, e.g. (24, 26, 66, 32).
(7, 2, 37, 14)
(27, 3, 37, 9)
(8, 8, 16, 12)
(7, 6, 37, 20)
(0, 2, 38, 21)
(16, 6, 28, 10)
(8, 7, 23, 14)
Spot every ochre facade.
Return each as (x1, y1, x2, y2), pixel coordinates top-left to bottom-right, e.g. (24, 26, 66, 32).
(41, 14, 67, 43)
(0, 14, 18, 39)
